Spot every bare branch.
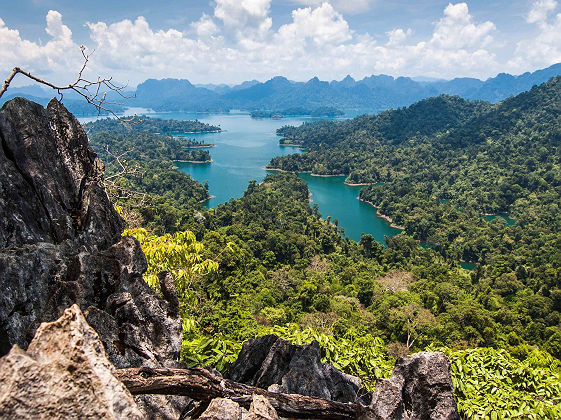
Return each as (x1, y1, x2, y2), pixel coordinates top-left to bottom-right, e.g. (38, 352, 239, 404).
(102, 145, 150, 206)
(115, 367, 377, 420)
(0, 45, 135, 120)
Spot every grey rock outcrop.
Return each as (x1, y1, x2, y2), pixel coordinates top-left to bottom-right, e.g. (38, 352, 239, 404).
(0, 304, 143, 419)
(370, 352, 460, 420)
(227, 336, 459, 419)
(226, 335, 369, 404)
(198, 395, 279, 420)
(0, 98, 185, 418)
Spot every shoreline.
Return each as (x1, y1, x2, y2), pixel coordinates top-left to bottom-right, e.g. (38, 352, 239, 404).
(264, 168, 347, 178)
(264, 167, 312, 174)
(185, 144, 216, 149)
(344, 182, 373, 186)
(174, 159, 213, 164)
(175, 130, 221, 134)
(279, 143, 306, 149)
(310, 173, 347, 177)
(357, 197, 405, 230)
(198, 195, 216, 204)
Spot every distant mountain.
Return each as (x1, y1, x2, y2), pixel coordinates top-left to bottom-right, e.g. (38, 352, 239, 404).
(435, 63, 561, 102)
(3, 63, 561, 115)
(134, 78, 226, 111)
(131, 63, 561, 112)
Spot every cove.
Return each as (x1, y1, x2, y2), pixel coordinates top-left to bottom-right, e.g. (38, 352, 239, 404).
(297, 174, 402, 242)
(142, 110, 401, 243)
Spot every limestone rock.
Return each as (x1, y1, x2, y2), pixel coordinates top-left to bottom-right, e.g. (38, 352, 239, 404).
(0, 305, 143, 419)
(247, 395, 279, 420)
(226, 335, 369, 404)
(0, 98, 186, 418)
(198, 398, 248, 420)
(370, 352, 460, 420)
(198, 395, 280, 420)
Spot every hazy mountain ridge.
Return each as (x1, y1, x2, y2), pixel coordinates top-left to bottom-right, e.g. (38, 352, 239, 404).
(4, 63, 561, 115)
(131, 63, 561, 112)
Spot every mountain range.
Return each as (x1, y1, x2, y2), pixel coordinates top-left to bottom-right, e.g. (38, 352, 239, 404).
(3, 63, 561, 115)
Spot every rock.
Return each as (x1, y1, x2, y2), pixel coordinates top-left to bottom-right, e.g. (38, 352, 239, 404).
(198, 398, 248, 420)
(0, 98, 186, 418)
(247, 395, 279, 420)
(198, 395, 280, 420)
(0, 305, 143, 419)
(370, 352, 460, 420)
(226, 335, 369, 404)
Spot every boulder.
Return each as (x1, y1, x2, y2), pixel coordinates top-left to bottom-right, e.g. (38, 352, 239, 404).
(0, 98, 186, 418)
(198, 395, 279, 420)
(370, 352, 460, 420)
(226, 335, 369, 404)
(198, 398, 248, 420)
(0, 305, 143, 419)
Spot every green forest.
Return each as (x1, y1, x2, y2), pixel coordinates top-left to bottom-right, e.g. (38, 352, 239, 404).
(87, 77, 561, 418)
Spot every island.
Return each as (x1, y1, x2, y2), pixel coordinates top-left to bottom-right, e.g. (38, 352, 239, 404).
(250, 106, 343, 119)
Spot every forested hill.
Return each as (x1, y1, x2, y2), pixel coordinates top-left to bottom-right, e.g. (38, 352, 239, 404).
(276, 95, 491, 148)
(270, 76, 561, 180)
(268, 76, 561, 269)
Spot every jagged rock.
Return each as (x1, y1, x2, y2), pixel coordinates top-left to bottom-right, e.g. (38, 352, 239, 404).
(0, 98, 186, 418)
(370, 352, 460, 420)
(0, 305, 143, 419)
(247, 395, 279, 420)
(226, 335, 369, 404)
(198, 395, 280, 420)
(199, 398, 248, 420)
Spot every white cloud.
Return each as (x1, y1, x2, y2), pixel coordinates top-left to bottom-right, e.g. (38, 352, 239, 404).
(430, 3, 495, 50)
(1, 2, 553, 87)
(509, 0, 561, 71)
(386, 28, 412, 46)
(0, 10, 82, 85)
(214, 0, 272, 42)
(291, 0, 375, 14)
(190, 13, 220, 40)
(276, 3, 352, 47)
(527, 0, 558, 24)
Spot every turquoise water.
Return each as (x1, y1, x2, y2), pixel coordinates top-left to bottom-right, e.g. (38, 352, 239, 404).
(484, 214, 516, 225)
(297, 174, 401, 242)
(137, 110, 401, 243)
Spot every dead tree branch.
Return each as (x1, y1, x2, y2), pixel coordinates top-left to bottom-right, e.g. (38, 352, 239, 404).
(103, 146, 149, 205)
(0, 46, 133, 119)
(115, 367, 379, 420)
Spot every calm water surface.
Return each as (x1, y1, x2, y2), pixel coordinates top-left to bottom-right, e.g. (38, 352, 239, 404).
(137, 110, 401, 243)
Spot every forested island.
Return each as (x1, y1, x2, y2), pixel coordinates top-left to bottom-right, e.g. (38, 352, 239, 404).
(251, 106, 343, 119)
(81, 78, 561, 417)
(85, 115, 221, 135)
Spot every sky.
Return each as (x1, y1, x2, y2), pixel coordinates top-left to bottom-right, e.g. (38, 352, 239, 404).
(1, 0, 560, 86)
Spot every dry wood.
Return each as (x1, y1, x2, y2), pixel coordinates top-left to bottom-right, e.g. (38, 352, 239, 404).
(115, 367, 378, 420)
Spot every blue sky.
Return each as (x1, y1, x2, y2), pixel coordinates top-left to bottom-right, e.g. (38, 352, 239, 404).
(1, 1, 560, 85)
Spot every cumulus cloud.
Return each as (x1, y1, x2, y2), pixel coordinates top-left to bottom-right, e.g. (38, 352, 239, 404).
(527, 0, 558, 24)
(386, 28, 412, 46)
(291, 0, 376, 14)
(276, 3, 352, 47)
(0, 10, 82, 84)
(1, 2, 554, 86)
(509, 0, 561, 71)
(190, 13, 220, 40)
(214, 0, 272, 42)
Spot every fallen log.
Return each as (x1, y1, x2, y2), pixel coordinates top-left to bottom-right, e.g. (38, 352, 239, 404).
(115, 367, 379, 420)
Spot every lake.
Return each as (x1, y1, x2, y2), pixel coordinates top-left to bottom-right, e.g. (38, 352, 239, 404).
(135, 110, 402, 243)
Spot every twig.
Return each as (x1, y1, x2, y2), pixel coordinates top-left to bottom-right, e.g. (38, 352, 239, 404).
(0, 46, 134, 120)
